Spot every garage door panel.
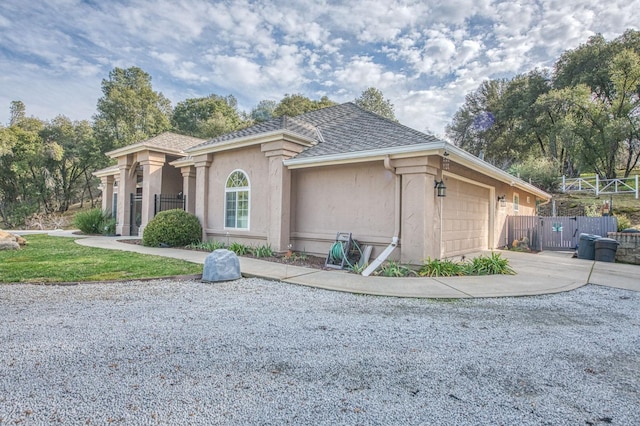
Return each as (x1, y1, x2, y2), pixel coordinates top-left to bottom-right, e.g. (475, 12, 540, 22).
(442, 178, 489, 257)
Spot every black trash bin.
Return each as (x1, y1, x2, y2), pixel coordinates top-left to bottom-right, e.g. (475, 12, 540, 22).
(578, 233, 601, 260)
(594, 238, 619, 262)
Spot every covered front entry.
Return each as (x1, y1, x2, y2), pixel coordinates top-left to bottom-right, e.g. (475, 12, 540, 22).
(442, 176, 490, 257)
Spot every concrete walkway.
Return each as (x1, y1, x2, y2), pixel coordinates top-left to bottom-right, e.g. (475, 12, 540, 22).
(15, 229, 640, 298)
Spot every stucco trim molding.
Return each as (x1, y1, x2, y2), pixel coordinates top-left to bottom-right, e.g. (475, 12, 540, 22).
(106, 144, 187, 158)
(93, 165, 119, 178)
(186, 130, 317, 157)
(284, 142, 551, 200)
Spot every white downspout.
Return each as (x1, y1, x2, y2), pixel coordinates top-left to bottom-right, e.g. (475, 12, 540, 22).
(362, 155, 401, 276)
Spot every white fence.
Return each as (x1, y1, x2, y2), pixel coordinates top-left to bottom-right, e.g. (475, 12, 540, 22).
(560, 175, 639, 199)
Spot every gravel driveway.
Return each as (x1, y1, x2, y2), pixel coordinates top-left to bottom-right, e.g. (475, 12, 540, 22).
(1, 278, 638, 425)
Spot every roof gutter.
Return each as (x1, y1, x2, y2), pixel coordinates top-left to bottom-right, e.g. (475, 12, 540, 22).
(283, 142, 444, 168)
(284, 142, 550, 200)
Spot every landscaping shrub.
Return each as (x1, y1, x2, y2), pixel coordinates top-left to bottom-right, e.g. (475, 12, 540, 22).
(228, 242, 251, 255)
(187, 240, 226, 251)
(253, 244, 274, 258)
(74, 208, 113, 235)
(466, 252, 515, 275)
(615, 214, 632, 232)
(376, 261, 417, 277)
(419, 258, 465, 277)
(142, 209, 202, 247)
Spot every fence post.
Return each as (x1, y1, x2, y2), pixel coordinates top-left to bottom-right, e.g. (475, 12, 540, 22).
(562, 175, 566, 192)
(595, 175, 599, 197)
(636, 175, 639, 199)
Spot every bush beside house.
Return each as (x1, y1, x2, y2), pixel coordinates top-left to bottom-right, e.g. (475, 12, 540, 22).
(142, 209, 202, 247)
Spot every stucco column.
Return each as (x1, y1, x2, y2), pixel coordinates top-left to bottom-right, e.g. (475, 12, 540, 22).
(138, 152, 165, 236)
(392, 157, 441, 263)
(180, 166, 197, 214)
(261, 141, 305, 252)
(100, 175, 114, 216)
(194, 154, 213, 240)
(116, 155, 137, 236)
(266, 155, 292, 251)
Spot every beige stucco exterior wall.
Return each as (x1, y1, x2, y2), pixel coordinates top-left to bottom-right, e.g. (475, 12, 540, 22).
(161, 163, 183, 196)
(204, 146, 271, 246)
(290, 161, 396, 257)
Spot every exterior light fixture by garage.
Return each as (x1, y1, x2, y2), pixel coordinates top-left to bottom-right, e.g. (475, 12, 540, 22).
(434, 180, 446, 197)
(497, 195, 507, 207)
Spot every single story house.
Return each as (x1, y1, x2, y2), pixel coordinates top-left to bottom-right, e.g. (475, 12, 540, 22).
(94, 103, 550, 264)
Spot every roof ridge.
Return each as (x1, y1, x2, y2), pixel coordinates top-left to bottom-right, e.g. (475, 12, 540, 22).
(348, 103, 441, 142)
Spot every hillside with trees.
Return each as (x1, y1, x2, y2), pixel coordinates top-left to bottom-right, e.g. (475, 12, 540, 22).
(447, 29, 640, 187)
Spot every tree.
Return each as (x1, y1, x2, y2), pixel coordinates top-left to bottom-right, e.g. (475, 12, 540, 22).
(552, 31, 640, 177)
(172, 94, 244, 139)
(354, 87, 397, 121)
(93, 67, 172, 151)
(9, 101, 25, 126)
(446, 79, 511, 167)
(0, 110, 46, 224)
(447, 29, 640, 179)
(250, 99, 277, 123)
(40, 116, 104, 212)
(273, 94, 336, 117)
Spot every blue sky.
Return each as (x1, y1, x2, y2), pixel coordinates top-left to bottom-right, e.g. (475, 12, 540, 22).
(1, 0, 639, 136)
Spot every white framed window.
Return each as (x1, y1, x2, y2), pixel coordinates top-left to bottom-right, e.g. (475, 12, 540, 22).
(513, 193, 520, 214)
(225, 170, 249, 229)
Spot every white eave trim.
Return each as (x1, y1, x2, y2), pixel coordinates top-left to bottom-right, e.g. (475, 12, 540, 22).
(169, 157, 194, 168)
(186, 130, 317, 156)
(283, 142, 445, 168)
(92, 165, 119, 178)
(106, 143, 187, 158)
(284, 141, 551, 200)
(445, 144, 551, 200)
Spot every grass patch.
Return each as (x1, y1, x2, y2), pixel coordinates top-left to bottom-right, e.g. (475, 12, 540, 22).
(0, 234, 202, 283)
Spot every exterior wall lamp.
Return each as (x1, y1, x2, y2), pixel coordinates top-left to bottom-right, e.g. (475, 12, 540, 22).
(497, 195, 506, 207)
(435, 180, 447, 197)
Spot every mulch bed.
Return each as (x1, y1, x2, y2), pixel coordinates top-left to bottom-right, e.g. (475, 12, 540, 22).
(117, 239, 329, 270)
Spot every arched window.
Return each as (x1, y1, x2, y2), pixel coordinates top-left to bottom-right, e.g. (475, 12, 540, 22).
(225, 170, 249, 229)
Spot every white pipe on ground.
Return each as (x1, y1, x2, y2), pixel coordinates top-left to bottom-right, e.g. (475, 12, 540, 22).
(362, 237, 399, 276)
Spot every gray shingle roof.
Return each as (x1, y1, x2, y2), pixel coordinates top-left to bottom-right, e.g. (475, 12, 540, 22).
(189, 103, 441, 157)
(129, 132, 207, 152)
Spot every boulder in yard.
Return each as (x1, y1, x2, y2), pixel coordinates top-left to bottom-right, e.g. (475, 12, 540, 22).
(202, 249, 241, 282)
(0, 230, 26, 250)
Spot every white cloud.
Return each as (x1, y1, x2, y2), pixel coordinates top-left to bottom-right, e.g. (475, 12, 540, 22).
(1, 0, 640, 134)
(334, 56, 406, 89)
(208, 55, 265, 89)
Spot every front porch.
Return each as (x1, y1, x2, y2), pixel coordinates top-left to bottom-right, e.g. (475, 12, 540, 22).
(93, 132, 206, 236)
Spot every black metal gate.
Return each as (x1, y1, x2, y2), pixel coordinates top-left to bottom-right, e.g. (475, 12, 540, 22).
(154, 194, 186, 215)
(130, 193, 142, 236)
(506, 216, 618, 251)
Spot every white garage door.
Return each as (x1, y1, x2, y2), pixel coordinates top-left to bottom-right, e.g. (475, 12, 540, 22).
(442, 178, 490, 257)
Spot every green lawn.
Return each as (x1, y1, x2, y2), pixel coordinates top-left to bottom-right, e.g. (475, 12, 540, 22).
(0, 234, 202, 283)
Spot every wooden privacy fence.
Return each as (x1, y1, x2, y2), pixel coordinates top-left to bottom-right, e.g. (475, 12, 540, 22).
(505, 216, 619, 251)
